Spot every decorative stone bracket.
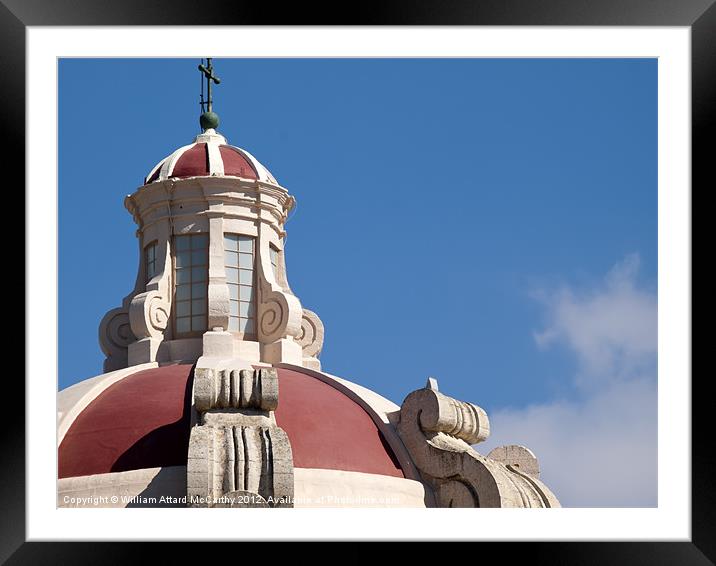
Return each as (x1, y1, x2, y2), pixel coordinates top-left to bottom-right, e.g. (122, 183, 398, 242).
(397, 379, 560, 508)
(98, 306, 134, 372)
(257, 278, 303, 345)
(297, 309, 324, 370)
(187, 364, 294, 507)
(129, 290, 169, 340)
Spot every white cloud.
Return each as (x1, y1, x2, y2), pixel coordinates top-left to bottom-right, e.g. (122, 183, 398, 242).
(479, 254, 658, 507)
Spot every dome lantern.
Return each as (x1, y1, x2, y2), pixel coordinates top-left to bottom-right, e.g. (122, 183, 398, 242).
(99, 59, 323, 373)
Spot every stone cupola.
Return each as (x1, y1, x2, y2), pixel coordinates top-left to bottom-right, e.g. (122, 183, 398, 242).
(98, 114, 324, 373)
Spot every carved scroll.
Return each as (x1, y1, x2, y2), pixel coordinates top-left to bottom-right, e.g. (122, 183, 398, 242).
(397, 379, 560, 508)
(258, 281, 302, 344)
(129, 290, 169, 339)
(297, 309, 324, 359)
(98, 307, 134, 372)
(187, 367, 294, 508)
(255, 232, 303, 345)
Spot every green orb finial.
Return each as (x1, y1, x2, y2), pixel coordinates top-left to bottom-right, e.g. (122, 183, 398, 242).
(200, 111, 220, 131)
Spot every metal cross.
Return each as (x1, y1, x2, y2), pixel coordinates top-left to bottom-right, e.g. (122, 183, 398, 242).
(198, 58, 221, 113)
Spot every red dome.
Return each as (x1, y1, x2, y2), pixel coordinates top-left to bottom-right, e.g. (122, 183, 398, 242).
(219, 145, 259, 178)
(171, 143, 210, 178)
(144, 130, 277, 185)
(58, 365, 407, 480)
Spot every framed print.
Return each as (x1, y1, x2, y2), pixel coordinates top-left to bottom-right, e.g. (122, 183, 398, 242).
(7, 0, 708, 562)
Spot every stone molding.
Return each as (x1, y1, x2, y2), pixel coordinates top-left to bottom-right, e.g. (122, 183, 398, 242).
(187, 364, 294, 507)
(397, 379, 560, 508)
(194, 364, 278, 412)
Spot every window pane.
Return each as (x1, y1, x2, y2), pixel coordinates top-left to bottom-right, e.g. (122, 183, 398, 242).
(224, 234, 257, 336)
(176, 317, 190, 333)
(224, 234, 238, 251)
(224, 250, 238, 267)
(176, 236, 191, 251)
(238, 253, 253, 269)
(145, 243, 157, 283)
(191, 266, 207, 282)
(176, 301, 190, 317)
(176, 269, 191, 284)
(270, 248, 278, 266)
(238, 237, 253, 253)
(192, 282, 207, 298)
(191, 315, 206, 332)
(176, 284, 190, 301)
(239, 285, 253, 301)
(192, 234, 208, 250)
(239, 269, 253, 285)
(239, 318, 255, 334)
(191, 249, 207, 266)
(192, 299, 206, 315)
(239, 302, 254, 317)
(176, 251, 191, 268)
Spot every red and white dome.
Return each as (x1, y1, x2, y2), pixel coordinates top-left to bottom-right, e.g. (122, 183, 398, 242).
(144, 129, 278, 185)
(58, 365, 411, 480)
(57, 364, 428, 508)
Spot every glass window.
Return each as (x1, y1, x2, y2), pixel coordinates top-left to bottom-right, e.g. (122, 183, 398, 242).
(174, 234, 208, 335)
(239, 269, 253, 285)
(269, 246, 279, 280)
(238, 238, 252, 253)
(224, 234, 256, 338)
(145, 242, 158, 283)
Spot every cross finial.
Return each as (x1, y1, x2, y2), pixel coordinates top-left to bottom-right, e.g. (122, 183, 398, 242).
(198, 58, 221, 131)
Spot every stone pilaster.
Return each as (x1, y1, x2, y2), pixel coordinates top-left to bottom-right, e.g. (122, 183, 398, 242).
(187, 360, 294, 507)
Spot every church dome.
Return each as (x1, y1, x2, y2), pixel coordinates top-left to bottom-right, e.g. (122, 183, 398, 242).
(58, 364, 417, 485)
(144, 129, 278, 185)
(60, 59, 561, 510)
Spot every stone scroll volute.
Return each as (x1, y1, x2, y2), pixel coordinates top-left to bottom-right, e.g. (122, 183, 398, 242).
(256, 238, 302, 344)
(397, 379, 560, 508)
(98, 307, 134, 372)
(297, 309, 324, 359)
(129, 240, 171, 340)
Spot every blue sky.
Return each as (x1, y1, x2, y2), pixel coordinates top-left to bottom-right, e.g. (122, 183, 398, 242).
(59, 58, 657, 506)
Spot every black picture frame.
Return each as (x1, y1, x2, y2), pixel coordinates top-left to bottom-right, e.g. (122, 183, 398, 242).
(7, 0, 706, 561)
